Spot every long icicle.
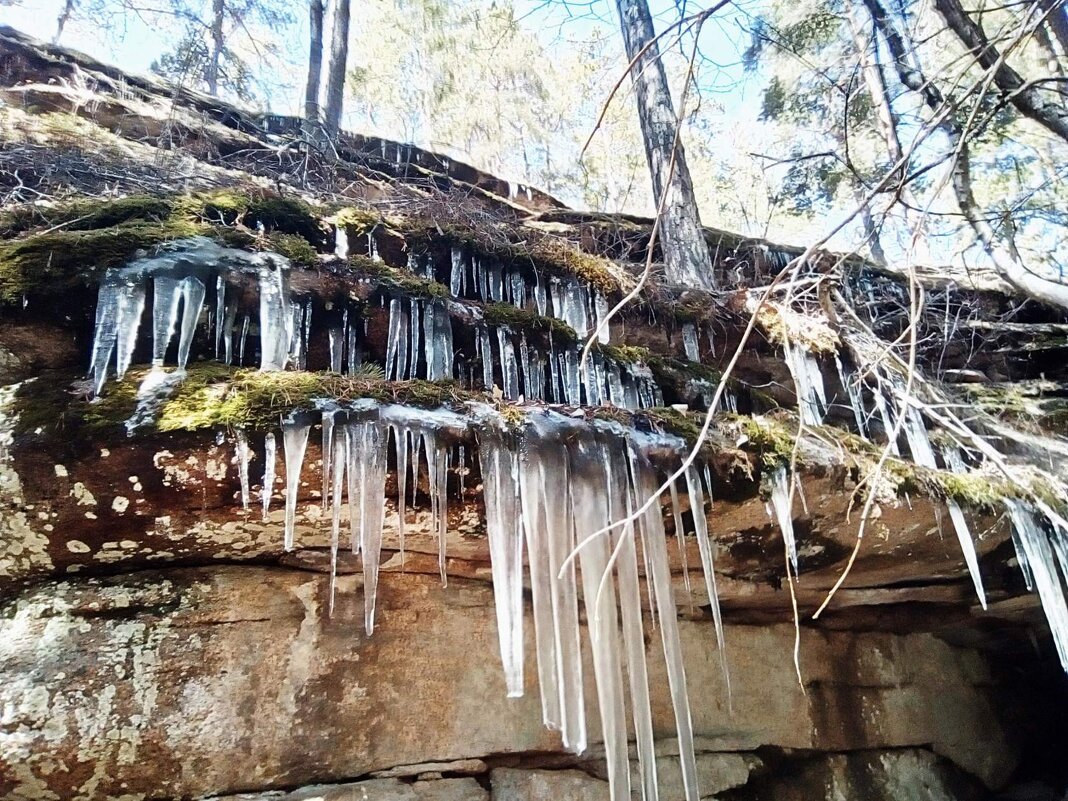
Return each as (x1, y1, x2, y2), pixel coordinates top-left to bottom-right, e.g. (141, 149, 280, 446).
(261, 432, 276, 521)
(629, 445, 700, 801)
(685, 464, 731, 705)
(282, 422, 310, 551)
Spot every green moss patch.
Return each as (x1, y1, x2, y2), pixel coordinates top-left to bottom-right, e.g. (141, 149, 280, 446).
(347, 255, 448, 299)
(0, 219, 205, 302)
(482, 302, 577, 343)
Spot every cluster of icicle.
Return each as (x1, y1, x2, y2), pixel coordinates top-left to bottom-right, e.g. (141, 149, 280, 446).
(786, 330, 1068, 675)
(472, 326, 662, 410)
(240, 403, 728, 801)
(90, 237, 294, 394)
(239, 402, 462, 634)
(437, 245, 611, 343)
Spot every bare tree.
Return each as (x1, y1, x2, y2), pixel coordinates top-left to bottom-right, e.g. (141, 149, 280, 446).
(205, 0, 225, 96)
(614, 0, 715, 289)
(54, 0, 76, 43)
(323, 0, 351, 139)
(304, 0, 325, 136)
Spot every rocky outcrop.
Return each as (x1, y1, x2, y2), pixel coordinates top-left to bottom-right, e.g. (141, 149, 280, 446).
(0, 567, 1018, 799)
(1, 25, 1067, 801)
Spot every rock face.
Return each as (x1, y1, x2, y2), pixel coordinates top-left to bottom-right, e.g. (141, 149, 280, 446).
(0, 566, 1021, 799)
(2, 24, 1068, 801)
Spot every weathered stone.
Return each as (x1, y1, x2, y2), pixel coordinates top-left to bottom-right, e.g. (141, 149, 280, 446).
(0, 566, 1017, 800)
(490, 768, 608, 801)
(734, 748, 988, 801)
(216, 777, 488, 801)
(371, 759, 489, 779)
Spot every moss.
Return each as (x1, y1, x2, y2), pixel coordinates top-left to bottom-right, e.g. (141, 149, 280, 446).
(347, 255, 448, 299)
(0, 195, 175, 236)
(12, 371, 139, 439)
(738, 415, 795, 470)
(156, 364, 472, 432)
(0, 219, 205, 301)
(482, 302, 577, 343)
(637, 407, 717, 454)
(755, 301, 840, 355)
(647, 355, 721, 388)
(248, 196, 326, 245)
(924, 470, 1019, 511)
(331, 207, 382, 236)
(266, 233, 318, 267)
(598, 344, 651, 364)
(178, 190, 327, 246)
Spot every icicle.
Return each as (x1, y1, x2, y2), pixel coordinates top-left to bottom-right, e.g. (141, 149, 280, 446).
(628, 445, 700, 801)
(261, 432, 276, 521)
(321, 410, 336, 511)
(497, 328, 520, 400)
(423, 429, 450, 585)
(425, 301, 453, 380)
(90, 283, 122, 394)
(450, 248, 464, 296)
(235, 429, 250, 511)
(478, 325, 495, 390)
(608, 448, 658, 801)
(329, 326, 344, 373)
(258, 264, 291, 371)
(385, 298, 404, 380)
(835, 355, 867, 438)
(238, 315, 250, 366)
(214, 276, 226, 360)
(152, 276, 181, 366)
(594, 292, 611, 344)
(222, 301, 237, 366)
(872, 389, 900, 455)
(176, 276, 205, 370)
(347, 324, 359, 375)
(519, 430, 563, 736)
(107, 281, 145, 383)
(282, 422, 310, 551)
(349, 419, 387, 634)
(783, 341, 826, 426)
(394, 424, 408, 567)
(571, 437, 630, 800)
(534, 277, 547, 316)
(329, 424, 347, 615)
(682, 323, 700, 362)
(1006, 501, 1068, 672)
(685, 465, 730, 701)
(941, 445, 988, 609)
(482, 426, 527, 699)
(670, 476, 695, 604)
(368, 233, 381, 261)
(768, 466, 798, 573)
(335, 225, 349, 258)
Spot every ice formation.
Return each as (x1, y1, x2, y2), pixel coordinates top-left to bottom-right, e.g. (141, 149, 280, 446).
(89, 237, 294, 394)
(782, 340, 827, 426)
(246, 399, 728, 800)
(383, 297, 455, 381)
(768, 466, 799, 573)
(1005, 500, 1068, 671)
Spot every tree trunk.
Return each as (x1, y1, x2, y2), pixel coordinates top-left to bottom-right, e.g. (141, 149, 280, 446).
(845, 0, 930, 265)
(303, 0, 325, 137)
(1039, 0, 1068, 60)
(867, 0, 1068, 310)
(933, 0, 1068, 145)
(323, 0, 351, 139)
(205, 0, 225, 97)
(54, 0, 76, 44)
(614, 0, 715, 289)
